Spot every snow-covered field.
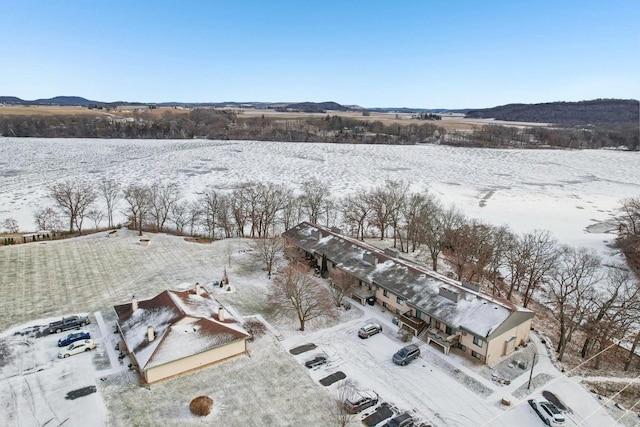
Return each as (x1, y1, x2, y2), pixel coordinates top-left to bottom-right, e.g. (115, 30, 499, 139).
(1, 137, 639, 259)
(0, 230, 632, 426)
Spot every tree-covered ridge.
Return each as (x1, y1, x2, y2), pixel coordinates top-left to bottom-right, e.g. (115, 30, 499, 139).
(466, 99, 639, 127)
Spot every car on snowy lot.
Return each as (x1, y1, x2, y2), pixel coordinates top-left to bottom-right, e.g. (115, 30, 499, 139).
(46, 315, 91, 334)
(58, 339, 96, 358)
(529, 397, 566, 426)
(392, 344, 420, 366)
(305, 356, 328, 368)
(385, 412, 414, 427)
(57, 331, 91, 347)
(358, 323, 383, 339)
(344, 389, 379, 414)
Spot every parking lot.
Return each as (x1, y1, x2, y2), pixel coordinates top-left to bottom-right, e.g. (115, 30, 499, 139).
(283, 302, 617, 427)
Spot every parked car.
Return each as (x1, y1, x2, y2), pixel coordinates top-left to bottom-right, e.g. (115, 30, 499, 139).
(358, 323, 382, 339)
(46, 315, 90, 334)
(305, 356, 328, 368)
(344, 390, 379, 414)
(529, 398, 566, 426)
(57, 331, 91, 347)
(58, 339, 96, 358)
(385, 412, 414, 427)
(392, 344, 421, 366)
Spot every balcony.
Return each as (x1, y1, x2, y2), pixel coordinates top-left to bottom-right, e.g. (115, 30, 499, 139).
(422, 328, 459, 356)
(400, 311, 425, 333)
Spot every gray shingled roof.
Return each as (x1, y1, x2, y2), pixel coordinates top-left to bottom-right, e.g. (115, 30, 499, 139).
(283, 222, 533, 339)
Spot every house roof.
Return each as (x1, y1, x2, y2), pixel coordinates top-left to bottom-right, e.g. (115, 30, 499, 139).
(283, 222, 533, 339)
(114, 287, 249, 371)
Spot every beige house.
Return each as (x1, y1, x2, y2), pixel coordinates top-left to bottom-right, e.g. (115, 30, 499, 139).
(283, 222, 534, 366)
(114, 284, 250, 384)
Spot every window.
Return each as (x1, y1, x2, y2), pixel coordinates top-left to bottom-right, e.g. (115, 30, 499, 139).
(396, 296, 404, 305)
(382, 302, 388, 309)
(435, 320, 441, 330)
(457, 343, 467, 352)
(396, 308, 402, 315)
(473, 336, 483, 347)
(445, 325, 453, 335)
(383, 289, 389, 297)
(472, 351, 482, 360)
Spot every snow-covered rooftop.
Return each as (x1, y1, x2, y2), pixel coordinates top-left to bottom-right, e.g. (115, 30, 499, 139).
(114, 286, 249, 370)
(283, 222, 533, 338)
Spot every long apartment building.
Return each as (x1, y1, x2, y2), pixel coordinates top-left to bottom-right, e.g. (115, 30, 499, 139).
(283, 222, 534, 366)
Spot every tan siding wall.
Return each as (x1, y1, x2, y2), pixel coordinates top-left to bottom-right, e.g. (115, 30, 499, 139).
(143, 339, 246, 384)
(374, 288, 408, 315)
(485, 318, 533, 367)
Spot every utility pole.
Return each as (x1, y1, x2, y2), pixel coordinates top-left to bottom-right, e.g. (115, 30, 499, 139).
(527, 351, 537, 389)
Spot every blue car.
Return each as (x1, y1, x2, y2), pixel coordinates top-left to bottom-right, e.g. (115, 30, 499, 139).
(57, 331, 91, 347)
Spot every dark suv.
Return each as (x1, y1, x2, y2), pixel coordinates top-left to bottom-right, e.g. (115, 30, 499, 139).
(392, 344, 420, 366)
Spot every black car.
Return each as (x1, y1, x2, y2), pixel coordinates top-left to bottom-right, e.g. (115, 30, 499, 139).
(305, 356, 327, 368)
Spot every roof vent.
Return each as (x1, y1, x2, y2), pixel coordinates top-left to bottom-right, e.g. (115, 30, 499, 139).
(218, 307, 226, 321)
(131, 296, 138, 311)
(461, 280, 480, 293)
(147, 326, 155, 342)
(363, 252, 378, 266)
(439, 287, 461, 303)
(312, 230, 323, 240)
(384, 248, 399, 258)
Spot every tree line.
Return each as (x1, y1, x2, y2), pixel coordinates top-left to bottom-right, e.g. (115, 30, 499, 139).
(3, 176, 640, 370)
(1, 107, 636, 149)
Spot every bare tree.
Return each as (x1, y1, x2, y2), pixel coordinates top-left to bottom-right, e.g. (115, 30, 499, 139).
(618, 195, 640, 237)
(520, 230, 559, 308)
(483, 225, 514, 295)
(624, 329, 640, 371)
(100, 178, 120, 228)
(123, 184, 152, 236)
(281, 190, 302, 232)
(548, 246, 602, 361)
(267, 264, 335, 331)
(329, 381, 356, 427)
(169, 200, 190, 234)
(580, 267, 640, 368)
(300, 178, 330, 224)
(423, 204, 464, 272)
(255, 236, 284, 277)
(86, 209, 105, 230)
(2, 218, 19, 233)
(149, 182, 180, 232)
(49, 179, 97, 234)
(367, 186, 392, 240)
(34, 207, 63, 231)
(339, 191, 371, 241)
(384, 179, 409, 250)
(328, 268, 358, 308)
(200, 188, 221, 239)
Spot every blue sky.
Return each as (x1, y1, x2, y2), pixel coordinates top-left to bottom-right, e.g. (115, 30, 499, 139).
(1, 1, 638, 108)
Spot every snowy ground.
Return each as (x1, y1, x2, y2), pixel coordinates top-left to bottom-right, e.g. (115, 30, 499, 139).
(1, 138, 639, 262)
(0, 231, 630, 426)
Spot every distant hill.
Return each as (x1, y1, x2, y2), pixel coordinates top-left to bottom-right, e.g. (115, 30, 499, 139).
(465, 99, 639, 127)
(0, 96, 102, 106)
(283, 101, 351, 112)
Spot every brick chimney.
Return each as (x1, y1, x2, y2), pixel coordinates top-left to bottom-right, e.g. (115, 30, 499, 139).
(147, 326, 155, 342)
(218, 307, 226, 322)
